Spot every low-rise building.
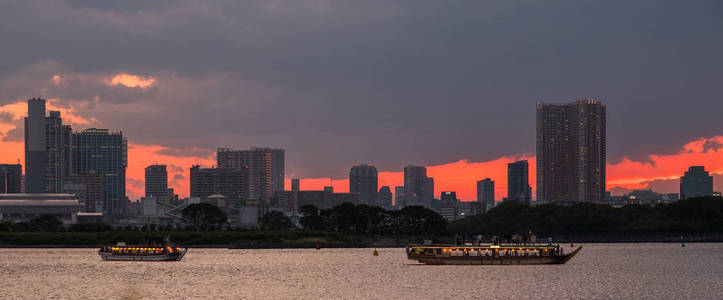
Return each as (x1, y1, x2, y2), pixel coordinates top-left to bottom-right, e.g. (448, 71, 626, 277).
(0, 193, 80, 224)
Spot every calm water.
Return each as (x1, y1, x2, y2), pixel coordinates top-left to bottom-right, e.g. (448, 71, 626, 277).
(0, 243, 721, 299)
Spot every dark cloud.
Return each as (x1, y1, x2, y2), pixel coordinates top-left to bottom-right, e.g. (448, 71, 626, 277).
(702, 140, 723, 153)
(1, 1, 722, 177)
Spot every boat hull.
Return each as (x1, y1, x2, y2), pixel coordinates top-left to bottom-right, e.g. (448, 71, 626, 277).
(99, 248, 187, 262)
(408, 246, 582, 265)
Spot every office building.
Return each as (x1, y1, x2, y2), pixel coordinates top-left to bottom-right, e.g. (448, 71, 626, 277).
(403, 165, 434, 208)
(0, 164, 22, 193)
(477, 178, 494, 212)
(190, 165, 249, 200)
(439, 191, 459, 222)
(271, 191, 295, 213)
(217, 147, 284, 202)
(536, 99, 606, 204)
(72, 128, 127, 218)
(145, 164, 169, 198)
(378, 186, 392, 209)
(394, 186, 405, 208)
(507, 160, 531, 204)
(24, 98, 47, 193)
(349, 164, 378, 206)
(680, 166, 714, 199)
(62, 173, 103, 213)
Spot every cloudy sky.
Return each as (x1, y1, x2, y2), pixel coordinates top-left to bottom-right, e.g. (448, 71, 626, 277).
(1, 0, 723, 200)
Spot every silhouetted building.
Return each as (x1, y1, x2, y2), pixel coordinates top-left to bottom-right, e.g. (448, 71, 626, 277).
(394, 186, 405, 208)
(349, 164, 378, 206)
(507, 160, 531, 204)
(145, 164, 169, 198)
(404, 165, 433, 208)
(24, 98, 47, 193)
(680, 166, 713, 199)
(0, 164, 22, 194)
(62, 173, 103, 213)
(189, 165, 249, 200)
(0, 165, 22, 194)
(296, 190, 360, 210)
(439, 191, 459, 221)
(72, 128, 127, 218)
(271, 191, 295, 213)
(536, 99, 606, 204)
(291, 178, 300, 192)
(378, 186, 392, 209)
(217, 148, 284, 202)
(477, 178, 494, 212)
(0, 193, 80, 224)
(45, 111, 73, 193)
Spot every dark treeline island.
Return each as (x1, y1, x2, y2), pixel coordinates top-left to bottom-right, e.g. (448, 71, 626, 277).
(1, 197, 721, 247)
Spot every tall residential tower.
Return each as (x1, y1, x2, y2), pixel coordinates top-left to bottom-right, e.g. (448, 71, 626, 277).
(536, 99, 606, 204)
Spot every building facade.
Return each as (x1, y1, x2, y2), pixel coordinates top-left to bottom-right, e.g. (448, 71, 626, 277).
(507, 160, 531, 204)
(189, 165, 249, 200)
(62, 173, 103, 213)
(439, 191, 459, 222)
(378, 186, 392, 209)
(536, 99, 606, 204)
(476, 178, 495, 212)
(680, 166, 713, 199)
(403, 165, 434, 208)
(349, 164, 379, 206)
(0, 164, 22, 193)
(24, 98, 47, 193)
(217, 147, 284, 202)
(145, 164, 169, 198)
(71, 128, 127, 218)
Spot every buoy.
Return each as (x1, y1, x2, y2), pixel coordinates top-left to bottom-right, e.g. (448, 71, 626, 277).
(316, 243, 320, 250)
(682, 241, 685, 248)
(373, 249, 379, 256)
(570, 240, 574, 247)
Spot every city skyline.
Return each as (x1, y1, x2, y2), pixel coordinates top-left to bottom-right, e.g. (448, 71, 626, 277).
(1, 1, 723, 201)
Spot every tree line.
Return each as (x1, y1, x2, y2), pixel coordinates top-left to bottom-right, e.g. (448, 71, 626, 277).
(2, 196, 721, 237)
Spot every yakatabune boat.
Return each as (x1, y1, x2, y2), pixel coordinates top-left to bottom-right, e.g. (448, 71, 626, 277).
(98, 236, 187, 261)
(406, 244, 581, 265)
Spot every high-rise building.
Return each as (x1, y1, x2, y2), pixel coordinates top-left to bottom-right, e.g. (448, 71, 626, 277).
(394, 186, 405, 208)
(403, 165, 433, 208)
(190, 165, 249, 199)
(439, 191, 459, 221)
(680, 166, 713, 199)
(291, 178, 300, 193)
(72, 128, 127, 218)
(476, 178, 494, 212)
(536, 99, 606, 204)
(349, 164, 378, 206)
(507, 160, 531, 204)
(145, 164, 169, 198)
(24, 98, 47, 193)
(217, 148, 284, 202)
(0, 164, 23, 193)
(44, 111, 73, 193)
(378, 186, 392, 209)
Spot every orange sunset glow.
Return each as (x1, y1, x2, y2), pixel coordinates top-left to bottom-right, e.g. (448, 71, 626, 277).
(2, 96, 723, 201)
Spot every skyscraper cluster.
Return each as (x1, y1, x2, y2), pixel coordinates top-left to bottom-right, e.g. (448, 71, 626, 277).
(21, 98, 127, 219)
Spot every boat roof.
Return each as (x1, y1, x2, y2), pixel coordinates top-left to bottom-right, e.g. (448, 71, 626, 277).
(409, 244, 557, 249)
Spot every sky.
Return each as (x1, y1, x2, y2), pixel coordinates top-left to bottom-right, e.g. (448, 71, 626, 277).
(1, 0, 723, 201)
